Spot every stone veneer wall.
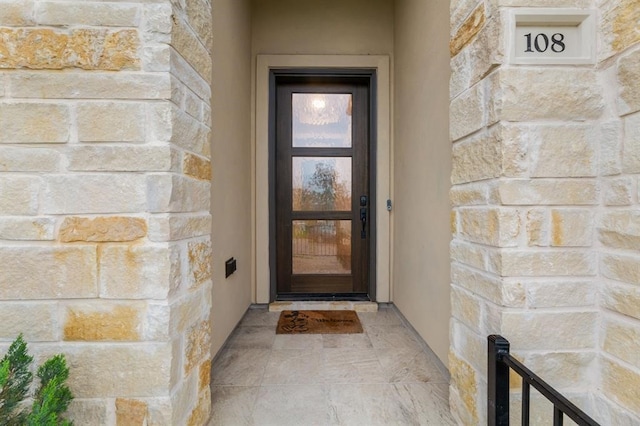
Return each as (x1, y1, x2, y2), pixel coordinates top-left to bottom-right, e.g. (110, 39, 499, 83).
(0, 0, 212, 424)
(449, 0, 640, 424)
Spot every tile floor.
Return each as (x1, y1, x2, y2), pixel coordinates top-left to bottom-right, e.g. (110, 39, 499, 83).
(209, 305, 457, 425)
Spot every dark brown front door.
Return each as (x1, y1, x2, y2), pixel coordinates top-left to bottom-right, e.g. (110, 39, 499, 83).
(272, 73, 372, 299)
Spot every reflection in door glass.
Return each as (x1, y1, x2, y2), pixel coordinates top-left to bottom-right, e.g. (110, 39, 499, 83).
(292, 94, 352, 148)
(292, 157, 351, 211)
(292, 220, 351, 274)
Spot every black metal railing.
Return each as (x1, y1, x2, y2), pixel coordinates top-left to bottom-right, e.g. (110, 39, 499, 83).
(488, 335, 600, 426)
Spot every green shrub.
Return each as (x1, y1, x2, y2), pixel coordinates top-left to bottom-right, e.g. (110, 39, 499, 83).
(0, 335, 73, 426)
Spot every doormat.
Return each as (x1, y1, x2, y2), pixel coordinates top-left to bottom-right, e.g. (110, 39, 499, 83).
(276, 310, 363, 334)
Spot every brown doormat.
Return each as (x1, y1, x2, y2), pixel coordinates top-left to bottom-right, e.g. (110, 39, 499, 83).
(276, 310, 363, 334)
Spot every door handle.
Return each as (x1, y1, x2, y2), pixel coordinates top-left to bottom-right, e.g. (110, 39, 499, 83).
(360, 207, 367, 239)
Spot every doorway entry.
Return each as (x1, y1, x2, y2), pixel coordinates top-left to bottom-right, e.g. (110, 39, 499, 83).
(270, 71, 376, 301)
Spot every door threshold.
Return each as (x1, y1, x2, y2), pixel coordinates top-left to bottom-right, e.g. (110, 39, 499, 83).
(269, 301, 378, 312)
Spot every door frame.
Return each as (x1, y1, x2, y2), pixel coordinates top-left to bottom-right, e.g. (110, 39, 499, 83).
(253, 55, 392, 303)
(271, 71, 375, 300)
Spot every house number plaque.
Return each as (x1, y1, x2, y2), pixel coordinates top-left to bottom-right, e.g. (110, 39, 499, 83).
(510, 9, 595, 65)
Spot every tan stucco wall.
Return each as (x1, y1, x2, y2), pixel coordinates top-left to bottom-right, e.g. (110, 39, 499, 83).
(393, 0, 452, 365)
(251, 0, 394, 55)
(211, 0, 253, 355)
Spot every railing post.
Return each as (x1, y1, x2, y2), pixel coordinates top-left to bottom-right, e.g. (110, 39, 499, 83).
(488, 335, 511, 426)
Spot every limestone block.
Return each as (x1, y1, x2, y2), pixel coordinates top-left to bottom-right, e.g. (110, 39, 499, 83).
(491, 0, 590, 6)
(142, 44, 171, 72)
(450, 319, 486, 372)
(526, 280, 596, 308)
(148, 213, 212, 242)
(185, 0, 212, 49)
(146, 397, 172, 425)
(43, 174, 147, 214)
(530, 126, 597, 178)
(0, 176, 39, 214)
(0, 103, 70, 143)
(488, 69, 603, 122)
(188, 239, 212, 289)
(147, 174, 211, 213)
(148, 101, 173, 142)
(623, 112, 640, 173)
(66, 399, 108, 425)
(0, 0, 34, 26)
(450, 184, 488, 206)
(450, 240, 486, 270)
(170, 372, 198, 426)
(550, 209, 593, 247)
(498, 179, 598, 205)
(59, 216, 147, 243)
(500, 280, 526, 308)
(602, 358, 640, 414)
(603, 177, 634, 206)
(459, 207, 520, 247)
(35, 1, 141, 27)
(0, 245, 97, 299)
(451, 131, 501, 184)
(450, 3, 485, 58)
(168, 288, 209, 334)
(62, 343, 172, 398)
(63, 302, 145, 341)
(0, 28, 140, 70)
(77, 102, 146, 142)
(451, 263, 502, 305)
(592, 394, 640, 426)
(0, 217, 55, 240)
(142, 3, 173, 40)
(526, 209, 547, 246)
(618, 48, 640, 115)
(499, 250, 596, 276)
(99, 243, 180, 299)
(451, 0, 483, 36)
(171, 15, 211, 83)
(501, 311, 597, 350)
(500, 125, 528, 177)
(451, 286, 482, 329)
(520, 351, 596, 389)
(184, 90, 201, 119)
(0, 302, 57, 341)
(183, 152, 211, 181)
(602, 282, 640, 321)
(599, 121, 623, 176)
(598, 210, 640, 251)
(187, 387, 211, 426)
(451, 210, 458, 235)
(603, 319, 640, 369)
(68, 145, 175, 172)
(170, 106, 210, 156)
(601, 253, 640, 285)
(170, 49, 211, 102)
(199, 360, 211, 391)
(202, 103, 211, 127)
(448, 351, 479, 425)
(115, 398, 149, 425)
(184, 320, 210, 375)
(450, 83, 484, 141)
(600, 0, 640, 61)
(0, 147, 60, 172)
(9, 72, 171, 100)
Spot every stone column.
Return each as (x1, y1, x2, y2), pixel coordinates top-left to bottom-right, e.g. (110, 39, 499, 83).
(448, 0, 640, 424)
(593, 0, 640, 423)
(0, 0, 212, 424)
